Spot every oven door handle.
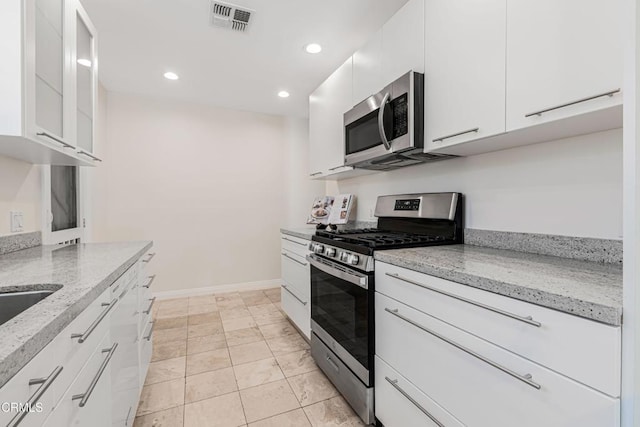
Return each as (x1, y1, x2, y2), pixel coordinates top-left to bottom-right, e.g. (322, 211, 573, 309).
(306, 254, 369, 289)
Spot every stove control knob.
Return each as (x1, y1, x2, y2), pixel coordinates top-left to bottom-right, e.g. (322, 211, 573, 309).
(326, 248, 336, 257)
(348, 254, 360, 265)
(340, 252, 349, 262)
(308, 243, 314, 251)
(314, 245, 325, 254)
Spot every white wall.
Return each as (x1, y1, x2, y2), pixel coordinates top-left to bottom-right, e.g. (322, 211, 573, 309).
(92, 92, 288, 293)
(0, 156, 40, 236)
(328, 128, 623, 239)
(282, 117, 326, 227)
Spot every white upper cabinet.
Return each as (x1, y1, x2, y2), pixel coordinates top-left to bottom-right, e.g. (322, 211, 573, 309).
(352, 29, 383, 105)
(0, 0, 99, 166)
(308, 57, 354, 178)
(423, 0, 506, 152)
(506, 0, 623, 131)
(381, 0, 425, 84)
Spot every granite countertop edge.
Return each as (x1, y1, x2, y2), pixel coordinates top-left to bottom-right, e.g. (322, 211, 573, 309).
(0, 241, 153, 388)
(374, 247, 622, 327)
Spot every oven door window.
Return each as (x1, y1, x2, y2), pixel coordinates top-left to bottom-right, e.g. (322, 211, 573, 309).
(311, 265, 370, 370)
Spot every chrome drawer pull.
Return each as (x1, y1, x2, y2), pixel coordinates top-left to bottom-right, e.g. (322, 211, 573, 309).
(385, 272, 541, 327)
(282, 252, 308, 266)
(328, 165, 345, 171)
(385, 377, 444, 427)
(143, 297, 157, 315)
(72, 343, 118, 407)
(325, 355, 340, 372)
(310, 171, 323, 177)
(525, 88, 620, 117)
(142, 252, 156, 263)
(76, 149, 102, 162)
(282, 284, 307, 306)
(6, 366, 63, 427)
(432, 127, 479, 143)
(385, 307, 542, 390)
(142, 275, 156, 289)
(36, 132, 74, 149)
(71, 298, 118, 343)
(282, 237, 306, 246)
(144, 321, 155, 341)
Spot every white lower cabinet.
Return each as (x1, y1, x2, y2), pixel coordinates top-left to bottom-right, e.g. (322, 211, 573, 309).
(280, 234, 311, 339)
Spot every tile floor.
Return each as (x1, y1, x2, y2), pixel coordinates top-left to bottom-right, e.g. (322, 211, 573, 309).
(134, 287, 366, 427)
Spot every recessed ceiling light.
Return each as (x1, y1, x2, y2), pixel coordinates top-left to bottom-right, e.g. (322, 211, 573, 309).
(163, 71, 179, 80)
(278, 91, 290, 98)
(304, 43, 322, 54)
(77, 58, 92, 67)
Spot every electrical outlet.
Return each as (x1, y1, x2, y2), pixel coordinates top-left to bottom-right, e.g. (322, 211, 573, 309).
(10, 211, 24, 233)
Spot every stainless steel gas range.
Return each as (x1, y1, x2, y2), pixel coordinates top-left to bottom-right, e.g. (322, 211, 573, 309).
(307, 192, 464, 425)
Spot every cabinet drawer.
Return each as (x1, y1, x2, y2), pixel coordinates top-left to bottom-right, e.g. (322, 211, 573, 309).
(281, 249, 310, 298)
(376, 292, 620, 427)
(376, 262, 621, 396)
(139, 319, 153, 390)
(42, 333, 114, 427)
(281, 287, 310, 339)
(138, 282, 154, 336)
(375, 356, 463, 427)
(281, 234, 310, 257)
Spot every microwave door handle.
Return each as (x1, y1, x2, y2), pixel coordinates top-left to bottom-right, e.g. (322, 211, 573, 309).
(377, 92, 391, 150)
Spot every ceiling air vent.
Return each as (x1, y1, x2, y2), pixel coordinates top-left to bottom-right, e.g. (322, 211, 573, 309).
(210, 1, 254, 33)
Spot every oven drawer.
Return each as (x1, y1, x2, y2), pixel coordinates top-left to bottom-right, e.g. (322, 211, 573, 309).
(375, 356, 464, 427)
(376, 261, 621, 397)
(376, 292, 620, 427)
(281, 249, 310, 299)
(281, 285, 310, 339)
(281, 234, 311, 257)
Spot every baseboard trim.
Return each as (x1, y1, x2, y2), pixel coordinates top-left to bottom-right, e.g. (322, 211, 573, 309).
(153, 279, 282, 300)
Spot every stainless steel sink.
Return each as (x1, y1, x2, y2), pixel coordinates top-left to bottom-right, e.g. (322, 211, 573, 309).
(0, 289, 56, 326)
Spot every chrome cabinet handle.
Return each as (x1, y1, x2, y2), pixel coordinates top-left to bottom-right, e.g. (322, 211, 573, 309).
(282, 284, 307, 306)
(432, 127, 479, 143)
(310, 171, 323, 177)
(76, 149, 102, 162)
(36, 132, 74, 149)
(328, 165, 345, 171)
(282, 252, 308, 266)
(142, 275, 156, 289)
(71, 298, 118, 343)
(72, 343, 118, 407)
(142, 252, 156, 263)
(385, 377, 444, 427)
(525, 88, 620, 118)
(143, 297, 157, 315)
(385, 307, 541, 390)
(385, 272, 541, 327)
(144, 322, 155, 341)
(325, 355, 340, 372)
(6, 366, 63, 427)
(377, 92, 391, 150)
(282, 237, 306, 247)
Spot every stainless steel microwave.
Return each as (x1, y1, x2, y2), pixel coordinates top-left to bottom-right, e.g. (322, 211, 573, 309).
(344, 71, 452, 170)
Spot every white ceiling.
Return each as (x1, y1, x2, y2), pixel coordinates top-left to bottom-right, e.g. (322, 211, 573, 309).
(80, 0, 408, 117)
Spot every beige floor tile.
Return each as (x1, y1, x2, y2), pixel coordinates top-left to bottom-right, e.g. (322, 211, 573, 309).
(184, 392, 246, 427)
(275, 349, 318, 377)
(287, 370, 339, 406)
(156, 305, 189, 319)
(252, 311, 286, 326)
(133, 406, 184, 427)
(216, 293, 246, 309)
(303, 396, 365, 427)
(225, 327, 264, 347)
(258, 321, 298, 339)
(145, 356, 186, 385)
(247, 409, 311, 427)
(152, 340, 187, 362)
(229, 341, 273, 365)
(154, 316, 188, 330)
(187, 334, 227, 355)
(153, 326, 188, 344)
(233, 357, 284, 389)
(266, 334, 309, 356)
(157, 298, 189, 310)
(188, 303, 218, 315)
(188, 312, 221, 326)
(239, 379, 300, 423)
(189, 294, 217, 306)
(185, 366, 238, 403)
(241, 292, 272, 306)
(188, 322, 224, 338)
(220, 306, 252, 321)
(137, 378, 185, 416)
(223, 316, 258, 332)
(186, 348, 232, 376)
(247, 303, 280, 317)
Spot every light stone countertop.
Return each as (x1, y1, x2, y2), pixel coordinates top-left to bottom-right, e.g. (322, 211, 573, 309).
(375, 244, 622, 326)
(0, 241, 152, 388)
(280, 227, 316, 241)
